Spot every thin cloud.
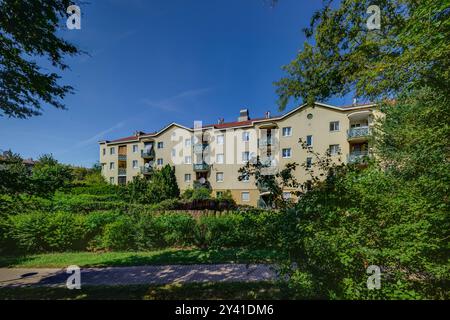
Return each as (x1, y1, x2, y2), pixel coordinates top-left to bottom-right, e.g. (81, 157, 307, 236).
(141, 87, 212, 112)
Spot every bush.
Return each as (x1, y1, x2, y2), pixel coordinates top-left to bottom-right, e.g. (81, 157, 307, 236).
(102, 216, 137, 251)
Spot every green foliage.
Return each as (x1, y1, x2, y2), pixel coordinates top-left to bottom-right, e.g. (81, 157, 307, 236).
(191, 187, 212, 200)
(31, 154, 74, 197)
(275, 0, 450, 107)
(0, 0, 80, 118)
(102, 217, 137, 251)
(0, 150, 32, 195)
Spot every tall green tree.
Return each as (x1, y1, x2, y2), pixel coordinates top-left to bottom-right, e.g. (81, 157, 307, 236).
(31, 154, 73, 197)
(275, 0, 449, 107)
(0, 150, 31, 195)
(0, 0, 80, 118)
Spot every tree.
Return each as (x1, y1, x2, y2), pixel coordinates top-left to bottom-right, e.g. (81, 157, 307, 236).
(31, 154, 73, 197)
(275, 0, 449, 108)
(0, 150, 31, 195)
(238, 157, 299, 208)
(0, 0, 80, 118)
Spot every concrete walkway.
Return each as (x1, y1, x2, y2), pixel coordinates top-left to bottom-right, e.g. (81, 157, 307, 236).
(0, 264, 277, 288)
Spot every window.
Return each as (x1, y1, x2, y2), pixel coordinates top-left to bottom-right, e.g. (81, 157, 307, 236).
(329, 144, 340, 155)
(306, 135, 313, 146)
(101, 163, 106, 171)
(157, 141, 164, 149)
(185, 138, 192, 147)
(306, 157, 312, 169)
(110, 147, 115, 155)
(242, 151, 250, 162)
(307, 113, 313, 120)
(282, 148, 292, 158)
(157, 158, 163, 165)
(282, 127, 292, 137)
(171, 148, 176, 157)
(184, 173, 191, 182)
(216, 153, 224, 164)
(132, 145, 138, 153)
(109, 177, 114, 184)
(217, 135, 224, 145)
(102, 148, 106, 156)
(242, 131, 250, 142)
(330, 121, 340, 132)
(184, 156, 192, 164)
(242, 174, 250, 182)
(118, 176, 126, 185)
(109, 162, 115, 170)
(132, 160, 138, 168)
(283, 192, 291, 200)
(216, 172, 224, 182)
(241, 192, 250, 202)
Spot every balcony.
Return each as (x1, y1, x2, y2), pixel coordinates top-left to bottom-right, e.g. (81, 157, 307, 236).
(118, 154, 127, 161)
(141, 149, 155, 159)
(193, 163, 210, 172)
(347, 126, 371, 141)
(118, 168, 127, 176)
(193, 143, 209, 154)
(140, 166, 152, 175)
(347, 150, 370, 163)
(257, 180, 270, 193)
(259, 137, 275, 147)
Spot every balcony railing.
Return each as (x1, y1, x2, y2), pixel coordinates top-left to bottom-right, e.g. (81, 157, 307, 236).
(141, 149, 155, 159)
(347, 150, 370, 163)
(193, 163, 210, 171)
(118, 168, 127, 176)
(347, 126, 370, 140)
(118, 154, 127, 161)
(140, 166, 152, 175)
(259, 137, 275, 147)
(257, 181, 270, 193)
(193, 143, 209, 154)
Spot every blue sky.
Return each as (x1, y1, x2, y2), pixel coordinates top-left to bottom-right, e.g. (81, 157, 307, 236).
(0, 0, 351, 167)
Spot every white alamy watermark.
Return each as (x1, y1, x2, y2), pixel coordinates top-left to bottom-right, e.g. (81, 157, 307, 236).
(66, 5, 81, 30)
(366, 5, 381, 30)
(366, 265, 381, 290)
(66, 265, 81, 289)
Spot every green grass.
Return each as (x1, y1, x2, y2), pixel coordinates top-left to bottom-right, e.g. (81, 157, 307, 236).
(0, 282, 287, 300)
(0, 248, 283, 268)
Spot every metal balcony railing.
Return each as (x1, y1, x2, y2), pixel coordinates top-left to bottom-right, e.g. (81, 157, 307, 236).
(259, 137, 275, 147)
(140, 166, 152, 175)
(141, 149, 155, 159)
(347, 126, 370, 139)
(118, 154, 127, 161)
(347, 150, 370, 163)
(118, 168, 127, 176)
(193, 163, 210, 171)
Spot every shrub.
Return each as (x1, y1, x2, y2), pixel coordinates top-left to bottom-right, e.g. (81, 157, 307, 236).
(102, 216, 137, 251)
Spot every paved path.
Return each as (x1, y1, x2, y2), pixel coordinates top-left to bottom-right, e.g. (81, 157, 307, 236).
(0, 264, 277, 288)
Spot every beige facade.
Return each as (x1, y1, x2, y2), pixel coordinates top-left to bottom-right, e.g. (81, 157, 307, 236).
(99, 102, 380, 206)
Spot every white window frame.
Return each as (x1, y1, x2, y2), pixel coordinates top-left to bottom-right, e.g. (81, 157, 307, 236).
(216, 153, 224, 164)
(132, 160, 138, 169)
(132, 145, 138, 153)
(282, 148, 292, 158)
(109, 162, 115, 170)
(306, 157, 312, 169)
(242, 131, 250, 142)
(217, 134, 224, 145)
(330, 121, 340, 132)
(157, 141, 164, 149)
(242, 151, 250, 162)
(102, 148, 106, 156)
(185, 138, 192, 147)
(171, 148, 176, 157)
(241, 191, 250, 202)
(282, 127, 292, 137)
(110, 177, 114, 184)
(184, 173, 191, 182)
(184, 156, 192, 164)
(157, 158, 163, 165)
(329, 144, 340, 155)
(110, 147, 115, 155)
(216, 172, 224, 182)
(283, 192, 292, 200)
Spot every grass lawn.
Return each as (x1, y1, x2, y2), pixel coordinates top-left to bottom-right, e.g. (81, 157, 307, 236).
(0, 282, 288, 300)
(0, 248, 283, 268)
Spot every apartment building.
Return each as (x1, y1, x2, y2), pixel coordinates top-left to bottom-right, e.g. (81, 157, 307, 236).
(99, 102, 381, 206)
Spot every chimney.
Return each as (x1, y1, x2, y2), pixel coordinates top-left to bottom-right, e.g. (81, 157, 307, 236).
(265, 111, 271, 119)
(238, 109, 249, 122)
(352, 97, 358, 106)
(134, 131, 145, 137)
(217, 118, 224, 124)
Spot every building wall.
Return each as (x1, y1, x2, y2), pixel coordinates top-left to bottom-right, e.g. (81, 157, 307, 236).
(99, 104, 377, 205)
